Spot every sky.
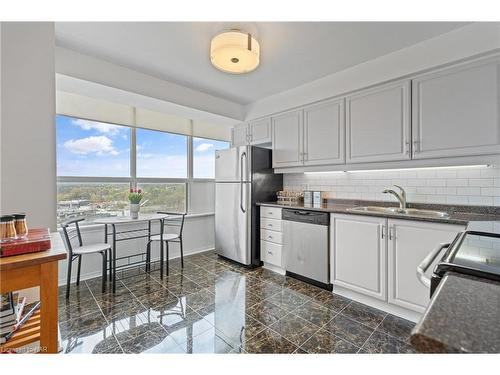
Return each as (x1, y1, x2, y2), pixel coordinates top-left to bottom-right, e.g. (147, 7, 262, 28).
(56, 115, 229, 178)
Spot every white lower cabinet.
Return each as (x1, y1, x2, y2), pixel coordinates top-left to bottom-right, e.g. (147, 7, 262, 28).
(260, 207, 283, 269)
(331, 214, 387, 301)
(387, 219, 464, 313)
(331, 213, 464, 315)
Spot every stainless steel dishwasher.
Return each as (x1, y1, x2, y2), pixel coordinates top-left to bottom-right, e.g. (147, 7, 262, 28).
(282, 208, 330, 289)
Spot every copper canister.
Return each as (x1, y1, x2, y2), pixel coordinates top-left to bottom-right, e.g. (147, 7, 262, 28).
(14, 213, 28, 237)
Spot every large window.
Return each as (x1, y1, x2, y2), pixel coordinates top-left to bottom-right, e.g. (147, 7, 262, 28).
(56, 115, 131, 177)
(56, 115, 226, 225)
(193, 137, 230, 179)
(136, 128, 188, 178)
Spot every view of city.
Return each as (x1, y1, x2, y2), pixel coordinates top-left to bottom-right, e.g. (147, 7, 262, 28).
(57, 183, 186, 224)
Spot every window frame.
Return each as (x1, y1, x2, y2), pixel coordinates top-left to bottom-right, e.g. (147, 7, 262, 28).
(56, 116, 228, 224)
(192, 135, 230, 180)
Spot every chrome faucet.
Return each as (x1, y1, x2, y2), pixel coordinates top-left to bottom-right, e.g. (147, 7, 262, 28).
(382, 185, 407, 211)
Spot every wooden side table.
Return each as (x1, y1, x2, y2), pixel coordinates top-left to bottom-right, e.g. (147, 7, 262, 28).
(0, 247, 66, 353)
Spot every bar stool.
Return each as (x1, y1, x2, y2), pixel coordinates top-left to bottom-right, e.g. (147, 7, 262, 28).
(60, 218, 111, 298)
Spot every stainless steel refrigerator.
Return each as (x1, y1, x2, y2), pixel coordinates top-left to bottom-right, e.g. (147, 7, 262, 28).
(215, 146, 282, 266)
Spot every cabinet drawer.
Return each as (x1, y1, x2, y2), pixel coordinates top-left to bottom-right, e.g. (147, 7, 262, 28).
(260, 228, 283, 244)
(260, 240, 282, 267)
(260, 218, 282, 232)
(260, 206, 282, 219)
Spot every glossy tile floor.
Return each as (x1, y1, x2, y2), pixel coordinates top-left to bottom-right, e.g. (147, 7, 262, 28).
(58, 251, 416, 354)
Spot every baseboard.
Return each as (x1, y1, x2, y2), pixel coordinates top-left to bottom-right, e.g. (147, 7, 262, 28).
(58, 247, 215, 286)
(331, 284, 422, 323)
(262, 262, 286, 275)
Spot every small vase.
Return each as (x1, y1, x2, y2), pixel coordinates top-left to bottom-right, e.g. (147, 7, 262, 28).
(130, 203, 140, 219)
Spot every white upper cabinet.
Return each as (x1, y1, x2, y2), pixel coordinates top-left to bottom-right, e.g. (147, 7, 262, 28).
(387, 219, 464, 313)
(249, 118, 272, 145)
(231, 124, 248, 147)
(412, 56, 500, 159)
(346, 80, 411, 163)
(303, 98, 345, 166)
(331, 214, 387, 301)
(272, 110, 303, 168)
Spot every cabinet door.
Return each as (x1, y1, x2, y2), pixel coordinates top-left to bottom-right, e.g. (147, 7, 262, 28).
(346, 80, 411, 163)
(412, 56, 500, 159)
(303, 98, 345, 166)
(249, 118, 271, 145)
(272, 110, 303, 168)
(232, 124, 248, 147)
(387, 219, 464, 313)
(331, 214, 387, 301)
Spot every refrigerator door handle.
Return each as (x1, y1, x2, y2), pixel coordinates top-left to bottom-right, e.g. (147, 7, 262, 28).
(240, 151, 247, 213)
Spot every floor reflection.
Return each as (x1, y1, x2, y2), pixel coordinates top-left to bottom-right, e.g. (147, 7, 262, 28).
(58, 251, 416, 354)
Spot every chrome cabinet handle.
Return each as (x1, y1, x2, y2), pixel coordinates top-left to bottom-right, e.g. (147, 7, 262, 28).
(381, 225, 385, 239)
(413, 139, 420, 153)
(268, 223, 273, 227)
(268, 235, 273, 239)
(267, 251, 273, 255)
(417, 242, 450, 288)
(389, 226, 394, 240)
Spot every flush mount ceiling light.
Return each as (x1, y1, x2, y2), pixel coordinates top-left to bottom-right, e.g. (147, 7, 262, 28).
(210, 29, 260, 74)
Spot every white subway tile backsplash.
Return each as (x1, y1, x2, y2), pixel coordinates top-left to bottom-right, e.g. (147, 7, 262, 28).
(283, 166, 500, 206)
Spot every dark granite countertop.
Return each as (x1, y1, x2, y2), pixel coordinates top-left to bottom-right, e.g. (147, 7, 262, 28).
(257, 199, 500, 225)
(410, 272, 500, 353)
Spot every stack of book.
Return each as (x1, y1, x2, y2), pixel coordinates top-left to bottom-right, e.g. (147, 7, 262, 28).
(0, 292, 28, 344)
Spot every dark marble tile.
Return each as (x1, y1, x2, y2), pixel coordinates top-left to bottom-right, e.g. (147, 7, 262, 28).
(157, 309, 213, 339)
(58, 284, 96, 308)
(324, 314, 374, 347)
(362, 331, 416, 354)
(301, 329, 359, 354)
(112, 321, 165, 344)
(136, 288, 179, 309)
(377, 314, 415, 343)
(181, 288, 215, 311)
(120, 326, 185, 353)
(243, 328, 298, 354)
(253, 268, 287, 285)
(165, 279, 205, 297)
(59, 311, 108, 339)
(269, 313, 320, 346)
(265, 289, 310, 312)
(100, 299, 148, 323)
(94, 287, 137, 310)
(124, 278, 164, 298)
(247, 301, 288, 326)
(188, 274, 217, 288)
(91, 336, 122, 354)
(293, 347, 308, 354)
(340, 301, 387, 329)
(248, 281, 282, 300)
(283, 278, 323, 298)
(178, 326, 236, 354)
(58, 300, 101, 323)
(293, 301, 338, 328)
(311, 291, 352, 312)
(243, 291, 265, 308)
(208, 313, 267, 347)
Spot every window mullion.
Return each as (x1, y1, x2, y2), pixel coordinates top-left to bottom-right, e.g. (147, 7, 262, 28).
(131, 111, 137, 189)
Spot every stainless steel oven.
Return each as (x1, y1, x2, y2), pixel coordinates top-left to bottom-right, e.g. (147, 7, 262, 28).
(417, 224, 500, 296)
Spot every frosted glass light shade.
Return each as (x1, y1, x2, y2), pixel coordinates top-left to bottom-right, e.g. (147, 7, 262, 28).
(210, 30, 260, 74)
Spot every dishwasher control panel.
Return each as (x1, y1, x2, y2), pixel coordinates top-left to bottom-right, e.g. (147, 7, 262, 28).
(282, 209, 329, 226)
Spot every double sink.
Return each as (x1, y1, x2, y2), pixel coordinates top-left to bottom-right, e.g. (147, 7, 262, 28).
(348, 206, 449, 218)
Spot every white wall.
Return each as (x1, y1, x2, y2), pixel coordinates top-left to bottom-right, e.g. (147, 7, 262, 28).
(285, 165, 500, 206)
(0, 22, 56, 230)
(245, 23, 500, 120)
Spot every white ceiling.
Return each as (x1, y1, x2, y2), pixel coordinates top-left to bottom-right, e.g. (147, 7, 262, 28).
(55, 22, 470, 105)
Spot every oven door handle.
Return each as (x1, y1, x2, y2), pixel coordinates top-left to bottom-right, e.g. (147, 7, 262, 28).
(417, 242, 450, 288)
